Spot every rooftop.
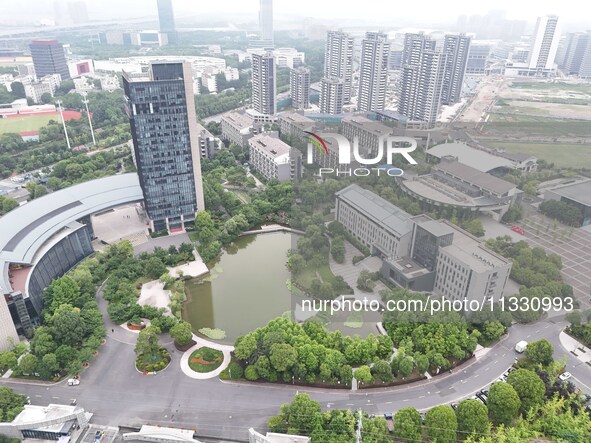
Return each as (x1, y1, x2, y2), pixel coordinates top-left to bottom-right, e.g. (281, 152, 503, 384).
(413, 216, 455, 237)
(342, 114, 393, 137)
(336, 184, 413, 238)
(0, 174, 143, 294)
(435, 159, 516, 195)
(137, 425, 196, 442)
(249, 134, 292, 160)
(427, 142, 514, 172)
(546, 180, 591, 207)
(221, 111, 254, 130)
(386, 256, 433, 278)
(439, 220, 510, 272)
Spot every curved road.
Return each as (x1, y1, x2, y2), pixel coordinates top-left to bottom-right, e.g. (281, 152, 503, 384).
(2, 315, 589, 442)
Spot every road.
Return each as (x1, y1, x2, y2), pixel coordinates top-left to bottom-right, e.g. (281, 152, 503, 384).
(2, 316, 588, 442)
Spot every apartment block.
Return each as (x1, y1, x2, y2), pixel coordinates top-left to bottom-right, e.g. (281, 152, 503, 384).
(319, 77, 344, 115)
(277, 112, 315, 142)
(195, 123, 216, 160)
(248, 134, 301, 182)
(341, 115, 392, 156)
(290, 67, 310, 110)
(221, 111, 260, 148)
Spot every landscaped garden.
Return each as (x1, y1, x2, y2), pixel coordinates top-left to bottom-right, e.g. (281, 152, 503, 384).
(189, 347, 224, 373)
(135, 325, 171, 373)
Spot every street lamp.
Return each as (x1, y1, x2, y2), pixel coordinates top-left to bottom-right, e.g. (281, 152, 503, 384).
(80, 91, 96, 146)
(55, 100, 72, 150)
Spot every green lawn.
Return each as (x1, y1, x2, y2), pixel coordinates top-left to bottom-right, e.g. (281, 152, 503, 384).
(486, 116, 590, 137)
(298, 262, 339, 288)
(0, 114, 59, 134)
(483, 141, 591, 169)
(189, 347, 224, 373)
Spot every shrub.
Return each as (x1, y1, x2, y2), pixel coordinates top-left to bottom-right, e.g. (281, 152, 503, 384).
(245, 365, 258, 381)
(228, 362, 243, 379)
(352, 255, 365, 265)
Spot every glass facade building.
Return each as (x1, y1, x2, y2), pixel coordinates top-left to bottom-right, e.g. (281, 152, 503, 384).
(29, 39, 71, 80)
(123, 62, 204, 232)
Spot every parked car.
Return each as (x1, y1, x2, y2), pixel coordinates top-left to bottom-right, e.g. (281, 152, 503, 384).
(419, 412, 426, 423)
(559, 372, 572, 381)
(67, 378, 80, 386)
(476, 392, 488, 404)
(450, 403, 458, 410)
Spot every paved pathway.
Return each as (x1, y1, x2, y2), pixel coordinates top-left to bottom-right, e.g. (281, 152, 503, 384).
(179, 335, 234, 380)
(560, 331, 591, 365)
(328, 240, 386, 304)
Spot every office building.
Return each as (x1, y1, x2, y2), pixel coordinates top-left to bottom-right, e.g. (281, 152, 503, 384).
(24, 74, 61, 103)
(358, 32, 390, 112)
(336, 184, 414, 258)
(322, 31, 354, 104)
(123, 62, 205, 232)
(251, 51, 276, 116)
(399, 33, 448, 126)
(0, 175, 143, 343)
(248, 134, 301, 182)
(290, 67, 310, 110)
(157, 0, 177, 44)
(341, 115, 392, 156)
(527, 15, 561, 75)
(221, 111, 260, 148)
(441, 34, 471, 104)
(319, 77, 344, 114)
(466, 43, 491, 74)
(335, 185, 511, 302)
(544, 180, 591, 227)
(259, 0, 274, 47)
(29, 39, 70, 81)
(272, 48, 305, 68)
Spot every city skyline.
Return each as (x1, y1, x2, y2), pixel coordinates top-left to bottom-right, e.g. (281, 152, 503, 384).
(0, 1, 588, 29)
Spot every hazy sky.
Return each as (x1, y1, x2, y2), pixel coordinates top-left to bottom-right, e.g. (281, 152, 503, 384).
(0, 0, 588, 27)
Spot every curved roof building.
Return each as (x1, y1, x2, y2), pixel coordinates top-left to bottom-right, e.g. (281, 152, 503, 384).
(0, 174, 143, 350)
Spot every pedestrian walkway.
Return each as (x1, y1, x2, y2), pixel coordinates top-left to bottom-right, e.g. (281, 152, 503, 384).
(559, 331, 591, 364)
(179, 335, 235, 380)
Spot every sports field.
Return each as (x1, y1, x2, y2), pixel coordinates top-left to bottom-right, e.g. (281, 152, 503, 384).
(484, 141, 591, 169)
(0, 110, 82, 135)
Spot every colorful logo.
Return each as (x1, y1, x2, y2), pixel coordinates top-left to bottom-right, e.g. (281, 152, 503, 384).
(304, 131, 329, 155)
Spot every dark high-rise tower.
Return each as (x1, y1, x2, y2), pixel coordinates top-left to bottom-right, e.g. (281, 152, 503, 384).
(123, 62, 204, 232)
(29, 39, 70, 80)
(157, 0, 177, 44)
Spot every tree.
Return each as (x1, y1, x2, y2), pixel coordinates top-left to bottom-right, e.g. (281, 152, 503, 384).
(372, 360, 393, 382)
(525, 339, 554, 366)
(40, 353, 59, 379)
(462, 219, 485, 237)
(170, 321, 193, 346)
(234, 333, 257, 362)
(44, 277, 81, 314)
(269, 343, 297, 372)
(272, 393, 322, 435)
(354, 365, 372, 383)
(18, 354, 38, 375)
(399, 356, 414, 378)
(40, 92, 53, 104)
(134, 325, 161, 358)
(456, 399, 489, 440)
(506, 369, 546, 415)
(565, 310, 582, 326)
(480, 321, 505, 344)
(0, 386, 27, 422)
(426, 405, 457, 443)
(1, 197, 18, 215)
(488, 382, 520, 426)
(393, 407, 422, 443)
(356, 270, 376, 292)
(10, 81, 25, 98)
(145, 257, 167, 279)
(415, 354, 429, 375)
(0, 352, 17, 372)
(51, 305, 85, 347)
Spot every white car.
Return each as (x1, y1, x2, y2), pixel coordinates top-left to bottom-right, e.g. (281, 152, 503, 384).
(559, 372, 572, 381)
(67, 378, 80, 386)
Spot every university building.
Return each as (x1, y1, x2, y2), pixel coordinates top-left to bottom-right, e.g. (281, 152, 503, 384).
(335, 184, 512, 303)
